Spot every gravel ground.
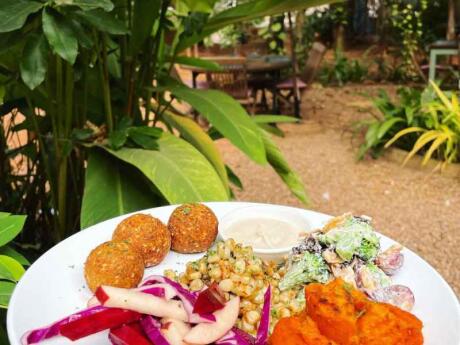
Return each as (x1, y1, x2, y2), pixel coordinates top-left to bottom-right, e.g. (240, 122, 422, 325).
(217, 84, 460, 296)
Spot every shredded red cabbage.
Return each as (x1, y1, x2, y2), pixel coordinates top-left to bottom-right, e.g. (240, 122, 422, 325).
(255, 285, 271, 345)
(217, 328, 255, 345)
(21, 305, 105, 345)
(138, 286, 165, 298)
(22, 286, 165, 344)
(142, 275, 215, 323)
(140, 316, 170, 345)
(233, 327, 256, 345)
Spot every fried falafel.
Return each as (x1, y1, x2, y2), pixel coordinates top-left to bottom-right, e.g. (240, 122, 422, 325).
(168, 203, 218, 253)
(113, 213, 171, 267)
(84, 241, 144, 292)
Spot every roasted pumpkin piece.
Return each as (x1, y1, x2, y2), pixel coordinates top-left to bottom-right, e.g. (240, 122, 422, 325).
(357, 302, 423, 345)
(269, 316, 337, 345)
(271, 278, 423, 345)
(305, 280, 360, 345)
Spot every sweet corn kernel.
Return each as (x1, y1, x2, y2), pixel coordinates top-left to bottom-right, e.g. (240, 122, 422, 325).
(241, 320, 255, 333)
(190, 279, 204, 291)
(188, 271, 202, 280)
(235, 259, 246, 273)
(209, 267, 222, 280)
(208, 253, 219, 263)
(219, 279, 234, 292)
(279, 307, 291, 318)
(244, 310, 260, 325)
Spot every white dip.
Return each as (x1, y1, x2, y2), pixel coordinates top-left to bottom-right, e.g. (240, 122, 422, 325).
(223, 217, 302, 249)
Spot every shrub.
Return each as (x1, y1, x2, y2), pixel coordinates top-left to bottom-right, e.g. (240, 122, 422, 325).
(358, 83, 460, 169)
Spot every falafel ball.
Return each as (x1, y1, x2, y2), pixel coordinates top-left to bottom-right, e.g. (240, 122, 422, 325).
(84, 241, 144, 292)
(168, 203, 218, 253)
(112, 213, 171, 267)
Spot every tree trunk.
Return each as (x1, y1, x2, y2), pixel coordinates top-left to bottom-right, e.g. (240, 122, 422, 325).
(335, 24, 346, 51)
(447, 0, 456, 40)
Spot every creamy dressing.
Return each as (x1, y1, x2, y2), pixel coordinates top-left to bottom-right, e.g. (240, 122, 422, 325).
(223, 217, 302, 249)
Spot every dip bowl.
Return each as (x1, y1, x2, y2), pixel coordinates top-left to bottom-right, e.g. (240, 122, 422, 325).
(218, 205, 313, 262)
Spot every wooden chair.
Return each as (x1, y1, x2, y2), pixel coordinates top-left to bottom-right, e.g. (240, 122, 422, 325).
(206, 57, 256, 114)
(275, 42, 327, 116)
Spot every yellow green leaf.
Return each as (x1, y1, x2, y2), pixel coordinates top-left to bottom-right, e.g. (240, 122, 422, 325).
(403, 131, 439, 165)
(422, 133, 449, 165)
(0, 255, 25, 282)
(162, 111, 229, 193)
(384, 127, 424, 148)
(429, 80, 452, 111)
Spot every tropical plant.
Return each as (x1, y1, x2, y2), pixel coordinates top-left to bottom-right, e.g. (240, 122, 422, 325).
(0, 0, 338, 251)
(357, 87, 424, 159)
(319, 50, 368, 86)
(384, 82, 460, 168)
(0, 212, 28, 342)
(358, 82, 460, 168)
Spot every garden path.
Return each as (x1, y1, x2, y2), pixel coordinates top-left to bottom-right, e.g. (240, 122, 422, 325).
(217, 84, 460, 296)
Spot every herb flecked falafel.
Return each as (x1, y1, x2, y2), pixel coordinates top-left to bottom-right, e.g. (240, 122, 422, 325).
(168, 203, 218, 253)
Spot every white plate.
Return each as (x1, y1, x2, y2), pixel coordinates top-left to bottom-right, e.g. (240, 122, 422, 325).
(7, 202, 460, 345)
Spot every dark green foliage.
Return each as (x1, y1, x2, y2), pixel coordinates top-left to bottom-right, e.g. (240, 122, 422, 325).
(0, 0, 321, 257)
(357, 87, 426, 159)
(319, 50, 368, 86)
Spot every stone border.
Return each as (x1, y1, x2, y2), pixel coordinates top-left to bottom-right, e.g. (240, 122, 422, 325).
(384, 147, 460, 179)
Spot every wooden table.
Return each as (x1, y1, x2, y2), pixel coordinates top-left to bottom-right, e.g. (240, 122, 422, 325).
(180, 56, 291, 112)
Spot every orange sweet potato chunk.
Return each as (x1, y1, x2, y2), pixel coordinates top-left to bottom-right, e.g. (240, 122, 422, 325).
(270, 279, 423, 345)
(269, 316, 337, 345)
(305, 280, 360, 345)
(357, 302, 423, 345)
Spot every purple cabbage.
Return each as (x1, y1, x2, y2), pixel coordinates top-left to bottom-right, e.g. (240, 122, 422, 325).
(255, 285, 271, 345)
(138, 286, 165, 299)
(217, 327, 255, 345)
(142, 275, 215, 323)
(140, 316, 170, 345)
(21, 305, 105, 345)
(22, 286, 166, 344)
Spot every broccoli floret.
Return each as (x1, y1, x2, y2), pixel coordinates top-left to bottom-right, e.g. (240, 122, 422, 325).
(358, 237, 379, 261)
(318, 216, 380, 262)
(279, 252, 330, 291)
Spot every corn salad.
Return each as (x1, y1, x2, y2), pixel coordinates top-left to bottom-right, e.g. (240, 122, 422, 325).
(164, 239, 304, 334)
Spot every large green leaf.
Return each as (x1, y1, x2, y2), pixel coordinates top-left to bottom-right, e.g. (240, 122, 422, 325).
(81, 149, 160, 229)
(130, 0, 161, 55)
(0, 0, 43, 33)
(176, 0, 340, 51)
(20, 33, 48, 90)
(260, 129, 309, 204)
(55, 0, 114, 11)
(162, 111, 229, 192)
(176, 0, 218, 13)
(103, 133, 229, 204)
(168, 85, 267, 164)
(0, 214, 26, 247)
(173, 56, 222, 71)
(252, 115, 299, 124)
(42, 8, 78, 64)
(0, 281, 15, 308)
(0, 255, 25, 282)
(0, 246, 29, 266)
(76, 9, 129, 35)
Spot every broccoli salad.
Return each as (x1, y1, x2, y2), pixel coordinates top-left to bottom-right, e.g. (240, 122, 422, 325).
(279, 213, 415, 311)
